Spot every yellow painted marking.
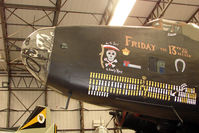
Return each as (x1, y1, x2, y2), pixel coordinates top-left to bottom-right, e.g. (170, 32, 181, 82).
(113, 88, 115, 94)
(117, 76, 119, 81)
(119, 76, 122, 82)
(163, 83, 165, 88)
(89, 85, 91, 91)
(128, 90, 130, 95)
(93, 73, 95, 78)
(193, 88, 195, 93)
(160, 83, 162, 88)
(168, 96, 170, 101)
(101, 73, 103, 79)
(96, 73, 98, 78)
(107, 87, 110, 93)
(141, 86, 145, 91)
(157, 82, 159, 87)
(143, 80, 145, 85)
(109, 75, 111, 80)
(126, 84, 129, 89)
(171, 85, 173, 90)
(137, 85, 139, 90)
(141, 91, 143, 96)
(93, 79, 95, 85)
(96, 80, 98, 85)
(114, 76, 116, 81)
(134, 79, 137, 84)
(157, 94, 159, 99)
(103, 74, 106, 79)
(146, 86, 149, 91)
(186, 93, 188, 98)
(116, 88, 119, 94)
(98, 73, 101, 79)
(154, 93, 157, 99)
(132, 78, 134, 84)
(185, 98, 187, 103)
(146, 80, 148, 85)
(110, 88, 112, 93)
(129, 78, 131, 83)
(101, 86, 103, 92)
(168, 84, 170, 89)
(122, 90, 125, 95)
(137, 79, 139, 84)
(124, 77, 126, 82)
(122, 77, 124, 82)
(127, 78, 129, 83)
(106, 74, 108, 80)
(89, 79, 92, 84)
(152, 81, 154, 86)
(168, 90, 170, 95)
(104, 87, 106, 92)
(165, 95, 167, 101)
(131, 90, 133, 96)
(194, 93, 197, 99)
(21, 109, 46, 130)
(155, 82, 156, 87)
(119, 89, 121, 95)
(149, 81, 151, 86)
(111, 75, 114, 81)
(189, 94, 192, 99)
(90, 72, 92, 78)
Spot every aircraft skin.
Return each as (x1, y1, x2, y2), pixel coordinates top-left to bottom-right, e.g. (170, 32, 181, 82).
(0, 106, 57, 133)
(21, 19, 199, 132)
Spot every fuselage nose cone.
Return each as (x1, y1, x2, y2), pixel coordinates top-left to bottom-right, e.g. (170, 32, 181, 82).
(21, 27, 55, 84)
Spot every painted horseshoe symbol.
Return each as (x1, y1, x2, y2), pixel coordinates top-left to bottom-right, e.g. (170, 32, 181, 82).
(175, 58, 186, 72)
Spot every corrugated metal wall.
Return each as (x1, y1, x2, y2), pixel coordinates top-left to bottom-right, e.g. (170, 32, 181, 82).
(0, 77, 8, 128)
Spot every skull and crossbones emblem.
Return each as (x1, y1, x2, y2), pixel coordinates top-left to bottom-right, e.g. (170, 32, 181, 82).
(104, 50, 118, 68)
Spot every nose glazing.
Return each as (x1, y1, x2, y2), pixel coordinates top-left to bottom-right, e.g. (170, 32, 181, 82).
(21, 27, 55, 84)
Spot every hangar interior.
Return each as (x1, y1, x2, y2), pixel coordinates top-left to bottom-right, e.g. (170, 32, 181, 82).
(0, 0, 199, 133)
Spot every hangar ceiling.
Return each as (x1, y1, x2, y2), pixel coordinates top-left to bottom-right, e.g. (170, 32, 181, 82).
(0, 0, 198, 131)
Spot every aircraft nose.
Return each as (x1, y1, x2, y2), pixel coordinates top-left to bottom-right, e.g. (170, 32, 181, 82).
(21, 27, 55, 84)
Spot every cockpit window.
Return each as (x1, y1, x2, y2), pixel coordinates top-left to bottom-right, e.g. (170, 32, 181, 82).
(162, 23, 181, 33)
(147, 19, 182, 34)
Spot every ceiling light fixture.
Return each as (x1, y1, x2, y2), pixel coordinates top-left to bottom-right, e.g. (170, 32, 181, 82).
(109, 0, 136, 26)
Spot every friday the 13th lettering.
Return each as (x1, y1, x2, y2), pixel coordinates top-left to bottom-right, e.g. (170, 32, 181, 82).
(168, 45, 191, 58)
(125, 35, 192, 58)
(125, 35, 156, 51)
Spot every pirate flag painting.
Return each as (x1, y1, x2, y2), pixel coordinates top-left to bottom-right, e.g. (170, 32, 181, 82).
(100, 44, 122, 74)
